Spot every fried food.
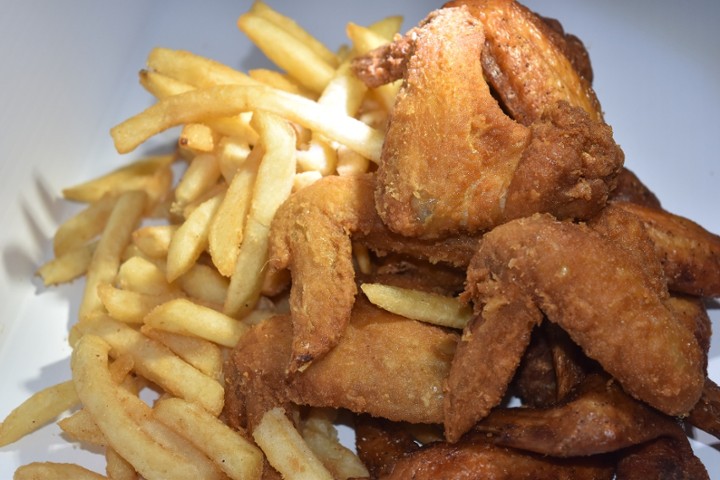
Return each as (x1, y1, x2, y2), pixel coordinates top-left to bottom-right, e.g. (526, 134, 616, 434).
(446, 213, 705, 441)
(225, 298, 458, 428)
(267, 173, 477, 372)
(353, 6, 623, 239)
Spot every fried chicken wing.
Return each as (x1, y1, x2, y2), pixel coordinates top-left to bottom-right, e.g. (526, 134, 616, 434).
(268, 173, 477, 372)
(445, 213, 705, 441)
(353, 6, 623, 239)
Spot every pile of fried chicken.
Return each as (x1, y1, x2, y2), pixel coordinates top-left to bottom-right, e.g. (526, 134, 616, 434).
(224, 1, 720, 478)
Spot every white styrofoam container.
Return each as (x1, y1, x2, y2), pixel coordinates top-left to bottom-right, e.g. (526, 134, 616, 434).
(1, 0, 718, 476)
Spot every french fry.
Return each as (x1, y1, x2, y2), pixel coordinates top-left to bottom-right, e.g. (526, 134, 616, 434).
(216, 136, 253, 183)
(253, 407, 334, 480)
(176, 263, 229, 307)
(146, 47, 258, 88)
(62, 155, 174, 205)
(300, 409, 369, 480)
(140, 326, 223, 379)
(79, 190, 147, 321)
(77, 315, 225, 416)
(0, 381, 79, 447)
(224, 112, 296, 317)
(54, 194, 118, 257)
(58, 409, 106, 446)
(14, 462, 107, 480)
(208, 145, 264, 277)
(166, 192, 224, 282)
(116, 256, 176, 297)
(249, 1, 339, 68)
(37, 241, 97, 286)
(238, 13, 335, 94)
(110, 84, 383, 163)
(153, 397, 264, 480)
(98, 284, 176, 324)
(178, 123, 217, 153)
(105, 448, 138, 480)
(131, 224, 177, 259)
(360, 282, 473, 329)
(248, 68, 311, 96)
(173, 153, 222, 212)
(366, 14, 404, 40)
(144, 298, 249, 348)
(139, 70, 259, 144)
(71, 335, 224, 480)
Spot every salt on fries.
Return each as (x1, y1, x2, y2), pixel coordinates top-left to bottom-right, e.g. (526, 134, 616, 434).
(3, 2, 400, 478)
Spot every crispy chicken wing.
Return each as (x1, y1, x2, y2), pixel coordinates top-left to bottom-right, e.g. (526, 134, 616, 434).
(445, 213, 705, 441)
(353, 6, 623, 239)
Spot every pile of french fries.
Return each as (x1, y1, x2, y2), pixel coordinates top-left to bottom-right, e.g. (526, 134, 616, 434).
(2, 3, 474, 479)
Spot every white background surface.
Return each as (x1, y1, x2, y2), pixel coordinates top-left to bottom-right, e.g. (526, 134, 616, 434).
(1, 0, 718, 476)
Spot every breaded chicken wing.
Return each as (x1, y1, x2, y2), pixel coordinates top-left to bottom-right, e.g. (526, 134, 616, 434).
(353, 6, 623, 239)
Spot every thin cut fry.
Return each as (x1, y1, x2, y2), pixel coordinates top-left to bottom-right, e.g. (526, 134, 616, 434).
(361, 282, 473, 329)
(0, 381, 79, 447)
(145, 298, 249, 348)
(98, 283, 176, 324)
(131, 225, 177, 259)
(105, 447, 138, 480)
(153, 397, 264, 480)
(224, 112, 296, 317)
(140, 326, 223, 379)
(14, 462, 107, 480)
(37, 241, 97, 286)
(253, 407, 334, 480)
(79, 190, 147, 321)
(58, 409, 106, 446)
(238, 13, 335, 94)
(54, 194, 118, 257)
(110, 84, 383, 162)
(173, 153, 222, 211)
(77, 315, 224, 416)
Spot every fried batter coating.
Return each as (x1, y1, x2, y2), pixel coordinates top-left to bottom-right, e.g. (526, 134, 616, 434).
(608, 167, 662, 208)
(615, 436, 710, 480)
(687, 378, 720, 440)
(268, 173, 476, 372)
(382, 433, 614, 480)
(224, 300, 458, 428)
(447, 0, 603, 124)
(446, 214, 705, 441)
(613, 200, 720, 297)
(354, 7, 622, 239)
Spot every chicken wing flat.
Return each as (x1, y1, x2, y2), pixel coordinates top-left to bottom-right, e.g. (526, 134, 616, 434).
(354, 6, 623, 239)
(446, 213, 705, 441)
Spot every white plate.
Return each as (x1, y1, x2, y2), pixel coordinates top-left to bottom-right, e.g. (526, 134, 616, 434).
(1, 0, 718, 476)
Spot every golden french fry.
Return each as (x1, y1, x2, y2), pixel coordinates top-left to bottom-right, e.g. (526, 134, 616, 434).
(224, 112, 296, 317)
(166, 192, 224, 282)
(71, 335, 223, 479)
(110, 84, 383, 163)
(293, 170, 322, 191)
(57, 409, 106, 446)
(216, 136, 253, 183)
(301, 409, 369, 480)
(116, 256, 176, 296)
(173, 153, 222, 211)
(54, 194, 118, 257)
(249, 1, 338, 68)
(366, 15, 404, 40)
(253, 407, 333, 480)
(140, 326, 223, 379)
(178, 123, 217, 153)
(37, 241, 97, 286)
(139, 70, 259, 144)
(79, 190, 147, 321)
(98, 283, 176, 324)
(238, 13, 335, 94)
(131, 224, 177, 259)
(176, 263, 228, 307)
(62, 155, 174, 204)
(336, 144, 371, 176)
(360, 283, 473, 329)
(208, 146, 263, 277)
(145, 298, 249, 348)
(346, 22, 402, 111)
(77, 315, 224, 416)
(0, 381, 79, 447)
(153, 397, 264, 480)
(248, 68, 311, 96)
(14, 462, 107, 480)
(146, 47, 258, 88)
(105, 448, 137, 480)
